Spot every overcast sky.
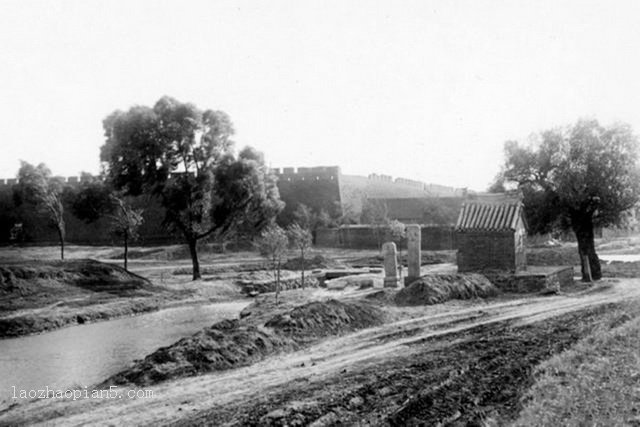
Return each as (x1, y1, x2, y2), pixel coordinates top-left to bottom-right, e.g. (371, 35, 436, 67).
(2, 0, 640, 190)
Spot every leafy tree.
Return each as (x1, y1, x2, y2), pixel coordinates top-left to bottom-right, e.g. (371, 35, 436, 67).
(487, 174, 506, 193)
(70, 178, 112, 223)
(291, 203, 332, 244)
(287, 223, 312, 288)
(0, 189, 20, 243)
(360, 198, 389, 225)
(500, 119, 640, 281)
(292, 203, 313, 229)
(420, 200, 456, 226)
(16, 161, 66, 259)
(71, 180, 144, 271)
(100, 96, 282, 280)
(255, 225, 288, 304)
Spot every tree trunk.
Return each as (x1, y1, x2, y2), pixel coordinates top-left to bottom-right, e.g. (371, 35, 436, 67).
(276, 261, 281, 304)
(123, 230, 129, 271)
(300, 248, 305, 289)
(56, 224, 65, 260)
(572, 217, 601, 282)
(188, 238, 201, 280)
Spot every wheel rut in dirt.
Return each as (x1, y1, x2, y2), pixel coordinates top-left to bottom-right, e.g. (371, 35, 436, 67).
(179, 301, 637, 426)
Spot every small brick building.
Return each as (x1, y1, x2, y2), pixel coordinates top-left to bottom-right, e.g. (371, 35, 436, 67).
(455, 194, 527, 272)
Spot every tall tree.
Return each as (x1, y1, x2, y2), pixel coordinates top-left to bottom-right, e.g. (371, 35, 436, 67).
(16, 161, 66, 259)
(100, 96, 282, 279)
(500, 119, 640, 281)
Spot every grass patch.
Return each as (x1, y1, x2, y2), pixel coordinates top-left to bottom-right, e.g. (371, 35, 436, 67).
(601, 260, 640, 278)
(527, 246, 580, 266)
(514, 301, 640, 426)
(394, 274, 498, 306)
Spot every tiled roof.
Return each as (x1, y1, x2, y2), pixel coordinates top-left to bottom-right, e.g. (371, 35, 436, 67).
(455, 198, 525, 232)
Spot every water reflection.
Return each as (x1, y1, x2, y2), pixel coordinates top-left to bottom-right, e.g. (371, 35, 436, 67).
(0, 301, 249, 402)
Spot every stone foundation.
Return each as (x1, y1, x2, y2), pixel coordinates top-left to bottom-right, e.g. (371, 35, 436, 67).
(483, 266, 573, 293)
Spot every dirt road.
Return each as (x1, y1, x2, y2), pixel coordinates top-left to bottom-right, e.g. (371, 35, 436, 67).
(3, 278, 640, 426)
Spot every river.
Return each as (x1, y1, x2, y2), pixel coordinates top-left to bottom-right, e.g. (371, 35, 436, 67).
(0, 301, 250, 405)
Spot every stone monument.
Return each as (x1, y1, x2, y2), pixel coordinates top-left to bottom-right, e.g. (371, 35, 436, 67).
(382, 241, 399, 288)
(405, 224, 421, 286)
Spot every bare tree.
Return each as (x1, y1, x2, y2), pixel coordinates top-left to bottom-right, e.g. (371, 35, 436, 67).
(287, 223, 312, 288)
(108, 195, 144, 271)
(255, 225, 288, 304)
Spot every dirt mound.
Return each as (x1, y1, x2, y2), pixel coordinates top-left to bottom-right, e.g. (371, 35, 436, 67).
(102, 299, 385, 387)
(0, 260, 158, 337)
(394, 274, 498, 306)
(265, 299, 385, 337)
(282, 255, 341, 270)
(102, 319, 295, 387)
(0, 260, 151, 306)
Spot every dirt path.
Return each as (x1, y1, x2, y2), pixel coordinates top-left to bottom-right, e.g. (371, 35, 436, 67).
(3, 279, 640, 426)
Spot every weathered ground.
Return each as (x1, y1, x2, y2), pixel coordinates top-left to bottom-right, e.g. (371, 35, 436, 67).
(0, 246, 345, 338)
(0, 259, 182, 338)
(2, 276, 639, 426)
(0, 244, 458, 338)
(3, 238, 640, 425)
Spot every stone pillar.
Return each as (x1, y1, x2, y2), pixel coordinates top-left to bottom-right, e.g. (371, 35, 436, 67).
(405, 224, 421, 286)
(382, 242, 399, 288)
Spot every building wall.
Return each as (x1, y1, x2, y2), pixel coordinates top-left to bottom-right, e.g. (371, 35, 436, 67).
(273, 167, 342, 224)
(315, 225, 455, 250)
(0, 167, 466, 247)
(514, 225, 527, 271)
(456, 231, 516, 272)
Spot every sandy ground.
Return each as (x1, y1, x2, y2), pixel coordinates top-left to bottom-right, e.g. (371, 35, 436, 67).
(2, 277, 638, 426)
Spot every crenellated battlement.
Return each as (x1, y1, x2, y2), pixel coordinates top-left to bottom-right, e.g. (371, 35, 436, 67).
(0, 167, 467, 199)
(271, 166, 341, 182)
(0, 174, 99, 188)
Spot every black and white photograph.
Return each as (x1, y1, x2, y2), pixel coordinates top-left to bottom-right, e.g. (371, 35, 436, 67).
(2, 0, 640, 425)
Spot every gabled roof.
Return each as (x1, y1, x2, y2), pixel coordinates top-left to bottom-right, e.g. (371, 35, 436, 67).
(455, 194, 526, 232)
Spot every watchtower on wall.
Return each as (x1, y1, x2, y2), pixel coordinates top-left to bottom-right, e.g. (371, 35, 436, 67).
(271, 166, 343, 223)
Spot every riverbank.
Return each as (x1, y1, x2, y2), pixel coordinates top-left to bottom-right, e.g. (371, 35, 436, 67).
(0, 259, 190, 338)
